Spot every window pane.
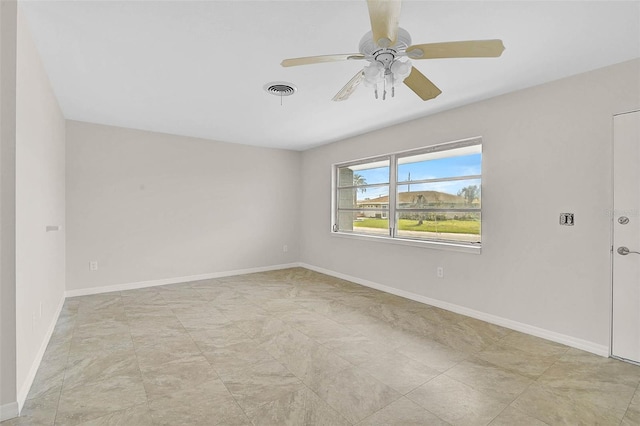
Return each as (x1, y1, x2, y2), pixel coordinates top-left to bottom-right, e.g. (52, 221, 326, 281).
(338, 160, 390, 187)
(337, 211, 389, 235)
(397, 179, 480, 209)
(338, 186, 390, 209)
(396, 211, 481, 243)
(398, 151, 481, 181)
(337, 188, 356, 209)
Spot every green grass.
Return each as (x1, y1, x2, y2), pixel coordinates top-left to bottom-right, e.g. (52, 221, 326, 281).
(354, 218, 480, 234)
(354, 218, 389, 229)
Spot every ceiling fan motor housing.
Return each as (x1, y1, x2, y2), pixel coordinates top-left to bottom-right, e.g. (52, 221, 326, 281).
(359, 27, 412, 66)
(375, 52, 395, 67)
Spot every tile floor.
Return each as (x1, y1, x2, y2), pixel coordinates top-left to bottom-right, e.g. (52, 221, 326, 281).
(3, 267, 640, 425)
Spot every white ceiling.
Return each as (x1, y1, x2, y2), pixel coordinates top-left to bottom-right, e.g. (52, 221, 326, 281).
(20, 1, 640, 151)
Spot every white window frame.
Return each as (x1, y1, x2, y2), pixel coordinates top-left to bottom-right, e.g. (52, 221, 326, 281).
(331, 137, 482, 254)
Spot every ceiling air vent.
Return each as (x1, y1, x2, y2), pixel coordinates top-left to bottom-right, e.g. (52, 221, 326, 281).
(264, 82, 297, 97)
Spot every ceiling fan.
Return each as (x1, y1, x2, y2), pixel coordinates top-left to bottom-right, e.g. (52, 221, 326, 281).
(281, 0, 505, 102)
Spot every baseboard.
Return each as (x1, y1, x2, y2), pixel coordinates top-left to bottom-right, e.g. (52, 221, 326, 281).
(0, 401, 19, 422)
(300, 262, 609, 357)
(15, 295, 66, 413)
(65, 263, 303, 298)
(61, 261, 609, 356)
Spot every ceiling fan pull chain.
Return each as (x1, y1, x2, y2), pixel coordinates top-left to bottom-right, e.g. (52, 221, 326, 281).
(382, 75, 387, 100)
(390, 71, 395, 98)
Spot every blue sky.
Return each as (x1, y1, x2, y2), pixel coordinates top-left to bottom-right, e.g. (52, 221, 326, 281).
(352, 153, 481, 200)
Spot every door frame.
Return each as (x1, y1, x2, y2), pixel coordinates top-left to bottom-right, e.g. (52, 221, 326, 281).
(610, 109, 640, 363)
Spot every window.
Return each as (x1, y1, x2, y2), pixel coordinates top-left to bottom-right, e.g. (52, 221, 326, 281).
(333, 138, 481, 248)
(335, 158, 390, 237)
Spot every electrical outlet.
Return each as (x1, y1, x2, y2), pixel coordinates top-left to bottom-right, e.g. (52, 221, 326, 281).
(90, 261, 98, 271)
(283, 245, 288, 253)
(437, 267, 444, 278)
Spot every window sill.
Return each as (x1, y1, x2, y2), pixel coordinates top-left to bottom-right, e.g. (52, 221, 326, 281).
(330, 231, 481, 254)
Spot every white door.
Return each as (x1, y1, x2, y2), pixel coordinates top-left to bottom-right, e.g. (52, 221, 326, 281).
(612, 110, 640, 364)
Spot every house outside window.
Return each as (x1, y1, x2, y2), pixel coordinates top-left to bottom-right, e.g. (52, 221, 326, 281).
(333, 137, 481, 249)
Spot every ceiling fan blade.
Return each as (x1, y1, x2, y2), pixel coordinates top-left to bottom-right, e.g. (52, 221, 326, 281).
(281, 54, 365, 67)
(332, 70, 365, 102)
(407, 40, 505, 60)
(403, 67, 442, 101)
(367, 0, 401, 48)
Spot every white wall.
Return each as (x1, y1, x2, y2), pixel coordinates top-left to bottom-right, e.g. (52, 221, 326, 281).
(15, 6, 66, 406)
(66, 121, 300, 291)
(0, 0, 18, 420)
(300, 59, 640, 352)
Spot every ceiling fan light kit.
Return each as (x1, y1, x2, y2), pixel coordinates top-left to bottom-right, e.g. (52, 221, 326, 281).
(280, 0, 505, 102)
(359, 28, 413, 100)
